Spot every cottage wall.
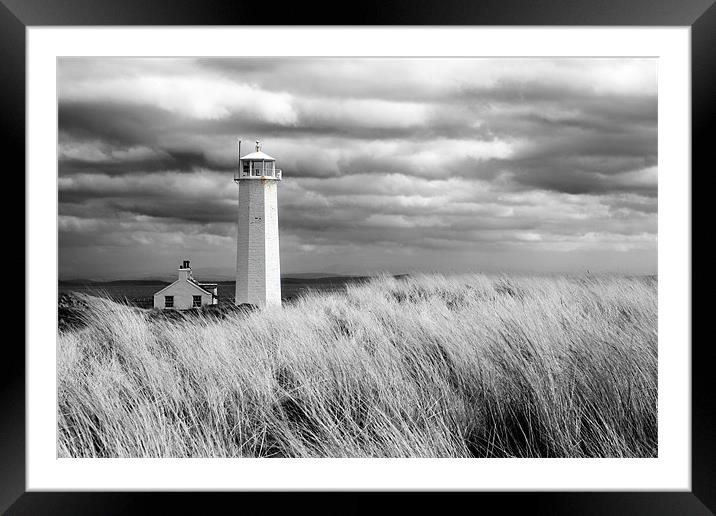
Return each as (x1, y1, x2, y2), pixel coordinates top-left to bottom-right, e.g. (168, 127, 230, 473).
(153, 279, 213, 310)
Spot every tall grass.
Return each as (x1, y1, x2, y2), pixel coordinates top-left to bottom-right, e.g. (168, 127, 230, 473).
(57, 273, 657, 458)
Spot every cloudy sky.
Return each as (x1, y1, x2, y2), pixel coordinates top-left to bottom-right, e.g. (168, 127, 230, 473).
(58, 57, 657, 280)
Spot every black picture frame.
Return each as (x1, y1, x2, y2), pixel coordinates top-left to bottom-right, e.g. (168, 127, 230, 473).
(4, 0, 710, 513)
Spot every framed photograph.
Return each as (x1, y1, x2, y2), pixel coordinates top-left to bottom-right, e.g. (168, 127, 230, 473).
(6, 0, 710, 513)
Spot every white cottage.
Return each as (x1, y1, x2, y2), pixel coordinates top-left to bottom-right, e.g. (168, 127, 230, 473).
(153, 260, 218, 310)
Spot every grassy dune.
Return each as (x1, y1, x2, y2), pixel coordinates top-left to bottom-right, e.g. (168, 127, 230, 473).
(57, 273, 657, 458)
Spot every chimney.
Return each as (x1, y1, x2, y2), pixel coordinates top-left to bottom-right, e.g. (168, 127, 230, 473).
(179, 260, 192, 281)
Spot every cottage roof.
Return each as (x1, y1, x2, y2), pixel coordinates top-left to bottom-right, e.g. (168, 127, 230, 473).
(153, 278, 214, 297)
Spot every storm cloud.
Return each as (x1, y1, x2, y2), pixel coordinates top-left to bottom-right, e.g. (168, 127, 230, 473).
(58, 57, 657, 280)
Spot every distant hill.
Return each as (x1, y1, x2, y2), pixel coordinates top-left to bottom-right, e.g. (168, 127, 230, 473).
(282, 273, 358, 279)
(59, 279, 170, 286)
(60, 274, 373, 286)
(283, 275, 369, 283)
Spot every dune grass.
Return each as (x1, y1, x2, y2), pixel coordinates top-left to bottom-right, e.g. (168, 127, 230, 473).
(57, 273, 657, 458)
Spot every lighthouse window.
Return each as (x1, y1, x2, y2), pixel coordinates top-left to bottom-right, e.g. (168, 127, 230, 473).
(242, 161, 250, 175)
(253, 161, 263, 175)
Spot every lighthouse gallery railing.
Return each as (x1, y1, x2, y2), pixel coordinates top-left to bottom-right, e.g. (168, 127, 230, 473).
(234, 168, 282, 181)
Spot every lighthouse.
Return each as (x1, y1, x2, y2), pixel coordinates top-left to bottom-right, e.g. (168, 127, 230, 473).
(234, 140, 282, 307)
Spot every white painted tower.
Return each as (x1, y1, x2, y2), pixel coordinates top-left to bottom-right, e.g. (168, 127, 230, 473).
(234, 140, 282, 307)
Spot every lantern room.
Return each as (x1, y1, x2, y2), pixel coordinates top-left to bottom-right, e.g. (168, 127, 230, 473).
(234, 140, 282, 181)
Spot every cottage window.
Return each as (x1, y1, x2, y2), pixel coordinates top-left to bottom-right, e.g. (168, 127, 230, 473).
(165, 296, 174, 308)
(192, 295, 202, 307)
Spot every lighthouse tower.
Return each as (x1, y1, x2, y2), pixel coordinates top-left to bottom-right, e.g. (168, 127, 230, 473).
(234, 140, 282, 307)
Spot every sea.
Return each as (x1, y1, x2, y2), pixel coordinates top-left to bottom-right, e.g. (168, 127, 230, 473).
(58, 277, 369, 309)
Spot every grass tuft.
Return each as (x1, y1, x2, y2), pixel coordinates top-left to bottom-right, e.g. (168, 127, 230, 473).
(58, 273, 657, 458)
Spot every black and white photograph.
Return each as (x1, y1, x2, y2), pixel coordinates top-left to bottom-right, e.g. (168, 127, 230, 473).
(56, 56, 658, 459)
